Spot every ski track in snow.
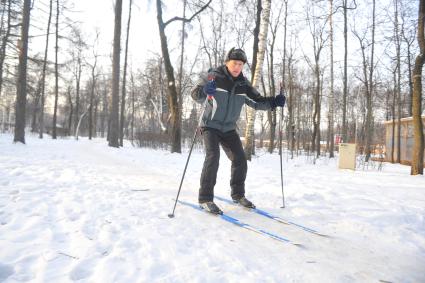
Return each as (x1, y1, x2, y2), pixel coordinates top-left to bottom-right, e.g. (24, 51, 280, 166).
(0, 133, 424, 282)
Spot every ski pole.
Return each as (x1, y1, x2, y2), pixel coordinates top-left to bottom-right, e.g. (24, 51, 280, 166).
(278, 82, 285, 208)
(168, 74, 214, 218)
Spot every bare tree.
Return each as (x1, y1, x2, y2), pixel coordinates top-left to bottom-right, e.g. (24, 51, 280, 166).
(130, 70, 135, 144)
(400, 0, 416, 117)
(0, 0, 13, 97)
(69, 26, 87, 136)
(155, 0, 212, 153)
(336, 0, 357, 143)
(120, 0, 133, 147)
(328, 0, 335, 158)
(38, 0, 53, 139)
(197, 0, 228, 68)
(266, 0, 285, 154)
(280, 0, 289, 157)
(66, 84, 73, 134)
(305, 3, 328, 157)
(52, 0, 60, 139)
(109, 0, 123, 148)
(411, 0, 424, 175)
(394, 0, 402, 163)
(88, 33, 99, 140)
(365, 0, 377, 162)
(13, 0, 31, 143)
(353, 0, 376, 162)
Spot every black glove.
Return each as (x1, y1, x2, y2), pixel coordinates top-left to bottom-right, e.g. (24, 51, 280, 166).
(272, 94, 286, 108)
(203, 79, 216, 98)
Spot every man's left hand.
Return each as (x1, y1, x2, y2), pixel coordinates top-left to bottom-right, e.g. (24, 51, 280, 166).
(273, 94, 286, 108)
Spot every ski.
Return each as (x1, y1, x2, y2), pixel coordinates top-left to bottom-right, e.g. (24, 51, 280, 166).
(215, 196, 328, 237)
(178, 200, 303, 247)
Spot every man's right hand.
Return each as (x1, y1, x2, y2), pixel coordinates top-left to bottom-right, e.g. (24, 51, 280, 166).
(203, 79, 216, 98)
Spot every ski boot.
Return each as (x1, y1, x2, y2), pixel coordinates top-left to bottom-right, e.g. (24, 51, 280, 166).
(199, 201, 223, 215)
(233, 196, 256, 209)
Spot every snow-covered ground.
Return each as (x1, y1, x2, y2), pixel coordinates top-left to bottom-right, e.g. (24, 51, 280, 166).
(0, 133, 424, 283)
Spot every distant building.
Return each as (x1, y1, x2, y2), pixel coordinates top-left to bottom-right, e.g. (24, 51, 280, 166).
(46, 124, 68, 137)
(384, 116, 425, 165)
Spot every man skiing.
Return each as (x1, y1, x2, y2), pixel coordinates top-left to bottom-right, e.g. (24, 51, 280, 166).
(191, 47, 286, 215)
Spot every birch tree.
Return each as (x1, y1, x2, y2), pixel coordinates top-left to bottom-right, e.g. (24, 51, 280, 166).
(244, 0, 271, 161)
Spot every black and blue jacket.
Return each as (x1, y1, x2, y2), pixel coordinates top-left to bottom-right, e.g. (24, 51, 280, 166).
(191, 65, 275, 133)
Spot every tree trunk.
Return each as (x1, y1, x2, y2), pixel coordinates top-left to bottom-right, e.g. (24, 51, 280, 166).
(405, 40, 414, 118)
(411, 0, 425, 175)
(342, 0, 348, 143)
(39, 0, 53, 139)
(0, 0, 12, 97)
(288, 56, 295, 158)
(120, 0, 132, 147)
(130, 72, 135, 145)
(391, 71, 396, 163)
(109, 0, 123, 148)
(74, 56, 82, 135)
(395, 0, 402, 163)
(328, 0, 335, 158)
(31, 80, 42, 133)
(67, 86, 73, 135)
(244, 0, 271, 160)
(155, 0, 211, 152)
(312, 62, 321, 157)
(101, 78, 108, 138)
(156, 0, 181, 153)
(267, 1, 285, 154)
(364, 0, 376, 162)
(52, 0, 60, 139)
(280, 0, 288, 158)
(13, 0, 31, 144)
(244, 0, 262, 159)
(177, 0, 187, 144)
(89, 69, 96, 139)
(251, 0, 262, 79)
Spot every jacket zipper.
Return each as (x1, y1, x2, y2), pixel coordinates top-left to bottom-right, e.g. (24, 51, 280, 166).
(221, 82, 241, 131)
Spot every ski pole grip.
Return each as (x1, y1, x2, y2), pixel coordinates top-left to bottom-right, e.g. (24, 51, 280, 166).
(207, 73, 215, 100)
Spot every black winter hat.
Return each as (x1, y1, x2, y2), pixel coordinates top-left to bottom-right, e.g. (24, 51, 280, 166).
(225, 47, 247, 63)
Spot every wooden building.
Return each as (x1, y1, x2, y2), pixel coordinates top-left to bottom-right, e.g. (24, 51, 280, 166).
(384, 116, 425, 165)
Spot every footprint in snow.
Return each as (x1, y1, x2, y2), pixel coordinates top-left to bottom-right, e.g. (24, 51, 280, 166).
(0, 263, 14, 282)
(69, 259, 96, 281)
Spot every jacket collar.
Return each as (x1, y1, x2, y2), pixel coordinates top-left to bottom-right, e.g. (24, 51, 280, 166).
(219, 65, 245, 82)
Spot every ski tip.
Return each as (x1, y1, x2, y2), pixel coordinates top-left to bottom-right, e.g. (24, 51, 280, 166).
(293, 242, 306, 249)
(316, 233, 331, 238)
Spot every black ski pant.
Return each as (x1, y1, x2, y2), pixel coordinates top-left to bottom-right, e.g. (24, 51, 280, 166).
(198, 127, 247, 203)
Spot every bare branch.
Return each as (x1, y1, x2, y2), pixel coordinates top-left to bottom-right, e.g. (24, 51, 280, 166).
(163, 0, 212, 28)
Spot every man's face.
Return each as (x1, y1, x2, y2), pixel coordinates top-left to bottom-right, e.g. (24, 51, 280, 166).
(226, 60, 244, 78)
